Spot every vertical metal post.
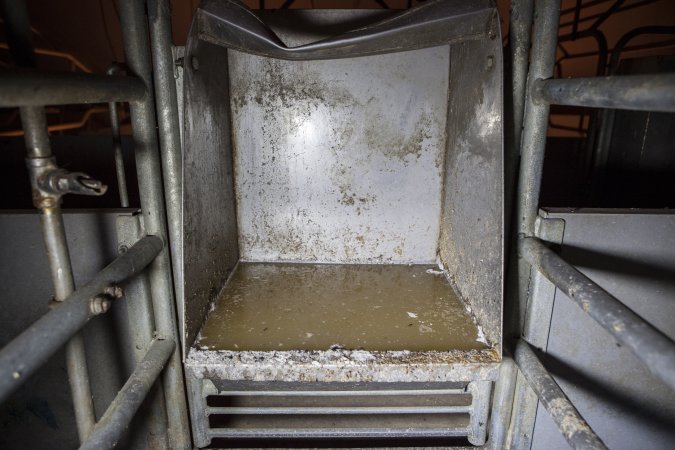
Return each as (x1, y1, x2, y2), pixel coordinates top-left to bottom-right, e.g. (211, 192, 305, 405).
(117, 214, 170, 448)
(487, 356, 517, 450)
(107, 64, 130, 208)
(509, 0, 562, 448)
(147, 0, 185, 347)
(509, 0, 534, 159)
(0, 0, 96, 441)
(117, 1, 191, 448)
(516, 0, 561, 238)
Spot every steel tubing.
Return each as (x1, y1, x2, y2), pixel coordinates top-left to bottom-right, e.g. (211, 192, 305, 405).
(534, 73, 675, 112)
(514, 340, 608, 450)
(0, 235, 164, 404)
(79, 338, 175, 450)
(148, 0, 185, 349)
(117, 0, 191, 447)
(0, 70, 146, 107)
(520, 237, 675, 391)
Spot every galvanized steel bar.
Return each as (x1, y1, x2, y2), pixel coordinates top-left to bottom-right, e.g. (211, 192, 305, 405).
(206, 405, 472, 415)
(0, 0, 97, 439)
(0, 235, 163, 404)
(208, 428, 469, 439)
(117, 1, 191, 447)
(514, 340, 608, 450)
(215, 389, 466, 396)
(116, 216, 170, 447)
(520, 237, 675, 390)
(147, 0, 185, 348)
(107, 64, 130, 208)
(79, 338, 175, 450)
(533, 73, 675, 112)
(487, 356, 517, 450)
(0, 70, 146, 107)
(509, 0, 534, 155)
(516, 0, 560, 237)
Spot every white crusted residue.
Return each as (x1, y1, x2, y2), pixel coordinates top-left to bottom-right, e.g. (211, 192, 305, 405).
(475, 326, 488, 345)
(406, 311, 418, 318)
(425, 268, 445, 275)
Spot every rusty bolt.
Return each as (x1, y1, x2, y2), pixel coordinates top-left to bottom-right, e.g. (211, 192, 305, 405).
(104, 285, 124, 299)
(90, 296, 111, 315)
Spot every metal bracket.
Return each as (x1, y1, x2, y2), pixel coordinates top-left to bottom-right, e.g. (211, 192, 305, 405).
(534, 215, 565, 244)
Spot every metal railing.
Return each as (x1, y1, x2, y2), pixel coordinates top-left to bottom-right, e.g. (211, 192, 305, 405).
(502, 0, 675, 449)
(0, 0, 189, 448)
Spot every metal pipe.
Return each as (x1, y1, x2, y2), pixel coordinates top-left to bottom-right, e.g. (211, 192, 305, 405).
(117, 1, 191, 448)
(487, 356, 517, 450)
(534, 73, 675, 112)
(506, 0, 534, 238)
(516, 0, 560, 238)
(0, 235, 164, 404)
(79, 338, 175, 450)
(107, 64, 130, 207)
(514, 340, 608, 450)
(0, 0, 97, 439)
(0, 70, 147, 107)
(147, 0, 184, 347)
(520, 237, 675, 391)
(510, 0, 534, 154)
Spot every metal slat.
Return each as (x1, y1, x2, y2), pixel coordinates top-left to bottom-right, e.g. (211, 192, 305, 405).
(207, 405, 471, 415)
(211, 389, 465, 397)
(534, 73, 675, 112)
(207, 427, 469, 439)
(0, 70, 146, 107)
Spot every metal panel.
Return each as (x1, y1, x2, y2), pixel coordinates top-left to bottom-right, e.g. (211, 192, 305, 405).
(438, 28, 504, 349)
(230, 45, 448, 263)
(530, 210, 675, 450)
(182, 32, 239, 352)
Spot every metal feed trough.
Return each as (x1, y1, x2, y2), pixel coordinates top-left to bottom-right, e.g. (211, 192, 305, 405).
(179, 1, 503, 445)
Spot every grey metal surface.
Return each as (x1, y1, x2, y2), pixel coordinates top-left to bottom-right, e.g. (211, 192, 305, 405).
(117, 1, 191, 447)
(467, 380, 491, 446)
(188, 378, 484, 447)
(148, 0, 185, 350)
(534, 74, 675, 112)
(0, 70, 146, 107)
(0, 210, 137, 450)
(182, 19, 240, 355)
(80, 338, 174, 450)
(521, 236, 675, 391)
(515, 340, 608, 450)
(530, 209, 675, 450)
(231, 45, 447, 263)
(487, 356, 516, 450)
(438, 26, 503, 350)
(0, 235, 163, 403)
